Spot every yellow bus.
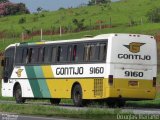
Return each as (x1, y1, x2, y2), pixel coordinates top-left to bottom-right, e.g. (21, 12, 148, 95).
(1, 33, 157, 107)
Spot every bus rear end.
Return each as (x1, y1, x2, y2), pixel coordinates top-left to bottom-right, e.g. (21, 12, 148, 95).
(108, 34, 157, 100)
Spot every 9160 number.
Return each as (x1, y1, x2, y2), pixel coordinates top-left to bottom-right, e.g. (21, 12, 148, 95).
(125, 71, 143, 77)
(90, 67, 104, 74)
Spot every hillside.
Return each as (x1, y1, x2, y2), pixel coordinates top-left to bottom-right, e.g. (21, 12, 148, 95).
(0, 0, 160, 53)
(0, 0, 160, 37)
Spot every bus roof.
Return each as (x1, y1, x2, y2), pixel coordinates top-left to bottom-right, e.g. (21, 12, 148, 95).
(5, 33, 154, 49)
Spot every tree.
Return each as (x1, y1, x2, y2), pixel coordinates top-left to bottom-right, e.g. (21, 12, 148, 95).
(88, 0, 111, 5)
(37, 7, 43, 13)
(72, 18, 85, 31)
(18, 17, 26, 24)
(0, 0, 9, 3)
(17, 3, 30, 14)
(0, 2, 30, 16)
(146, 7, 160, 23)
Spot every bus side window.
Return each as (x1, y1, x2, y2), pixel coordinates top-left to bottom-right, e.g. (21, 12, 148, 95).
(76, 44, 84, 62)
(57, 46, 61, 62)
(3, 57, 9, 83)
(38, 47, 45, 63)
(67, 45, 72, 61)
(22, 48, 28, 64)
(28, 48, 33, 63)
(72, 45, 77, 61)
(30, 48, 38, 64)
(67, 44, 84, 62)
(51, 47, 57, 63)
(57, 45, 68, 62)
(15, 48, 23, 64)
(84, 45, 91, 61)
(44, 47, 50, 63)
(3, 48, 15, 82)
(90, 44, 99, 61)
(99, 43, 107, 61)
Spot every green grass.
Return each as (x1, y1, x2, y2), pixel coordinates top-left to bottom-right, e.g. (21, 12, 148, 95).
(1, 0, 160, 37)
(1, 0, 160, 52)
(0, 0, 160, 118)
(1, 22, 160, 51)
(126, 100, 160, 108)
(0, 103, 128, 120)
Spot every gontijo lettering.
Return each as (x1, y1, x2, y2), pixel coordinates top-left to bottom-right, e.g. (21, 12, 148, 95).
(118, 54, 151, 60)
(56, 67, 83, 75)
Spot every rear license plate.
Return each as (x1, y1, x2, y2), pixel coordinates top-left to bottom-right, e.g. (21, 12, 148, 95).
(128, 81, 138, 86)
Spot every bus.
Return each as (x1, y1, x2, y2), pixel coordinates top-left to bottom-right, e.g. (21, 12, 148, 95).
(1, 33, 157, 107)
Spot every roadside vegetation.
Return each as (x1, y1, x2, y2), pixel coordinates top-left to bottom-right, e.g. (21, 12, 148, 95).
(0, 103, 132, 120)
(0, 0, 160, 119)
(1, 0, 160, 42)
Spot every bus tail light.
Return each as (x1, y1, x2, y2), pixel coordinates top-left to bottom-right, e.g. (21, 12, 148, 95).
(153, 77, 156, 87)
(108, 75, 113, 86)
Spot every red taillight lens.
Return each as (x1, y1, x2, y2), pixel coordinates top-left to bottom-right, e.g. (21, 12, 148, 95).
(108, 75, 113, 86)
(153, 77, 156, 87)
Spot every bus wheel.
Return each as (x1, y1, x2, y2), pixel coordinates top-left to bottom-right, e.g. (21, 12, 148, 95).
(50, 98, 61, 105)
(72, 84, 83, 107)
(14, 84, 25, 104)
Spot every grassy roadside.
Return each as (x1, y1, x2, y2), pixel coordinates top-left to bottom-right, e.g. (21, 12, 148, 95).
(1, 0, 160, 37)
(1, 22, 160, 51)
(0, 82, 160, 119)
(0, 103, 127, 120)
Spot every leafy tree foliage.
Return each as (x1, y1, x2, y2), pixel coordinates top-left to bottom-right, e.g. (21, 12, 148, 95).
(0, 0, 9, 3)
(0, 2, 30, 16)
(147, 7, 160, 23)
(72, 18, 85, 30)
(18, 17, 26, 24)
(88, 0, 111, 5)
(37, 7, 43, 13)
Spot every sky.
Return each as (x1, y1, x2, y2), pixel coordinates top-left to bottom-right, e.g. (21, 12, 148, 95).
(10, 0, 119, 13)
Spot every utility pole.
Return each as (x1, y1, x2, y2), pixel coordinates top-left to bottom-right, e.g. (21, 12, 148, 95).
(95, 0, 97, 4)
(41, 28, 43, 41)
(110, 17, 112, 28)
(22, 32, 24, 42)
(60, 25, 62, 37)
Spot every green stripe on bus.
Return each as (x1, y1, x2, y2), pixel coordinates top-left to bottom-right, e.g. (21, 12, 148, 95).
(33, 66, 51, 98)
(27, 43, 35, 45)
(25, 66, 43, 98)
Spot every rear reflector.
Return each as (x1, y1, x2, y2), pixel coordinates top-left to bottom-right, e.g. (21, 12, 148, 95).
(108, 75, 113, 86)
(153, 77, 156, 87)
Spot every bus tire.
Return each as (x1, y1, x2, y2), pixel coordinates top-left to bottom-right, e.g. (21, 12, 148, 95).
(50, 98, 61, 105)
(72, 84, 83, 107)
(14, 84, 25, 104)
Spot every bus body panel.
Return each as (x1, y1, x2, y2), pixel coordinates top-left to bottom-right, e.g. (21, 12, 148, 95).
(106, 34, 157, 99)
(109, 34, 157, 65)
